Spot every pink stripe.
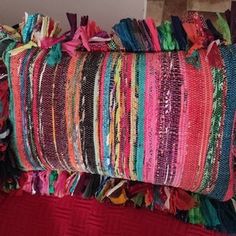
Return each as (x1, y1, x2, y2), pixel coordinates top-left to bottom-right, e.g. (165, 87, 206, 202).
(179, 50, 213, 191)
(143, 53, 160, 183)
(145, 18, 161, 52)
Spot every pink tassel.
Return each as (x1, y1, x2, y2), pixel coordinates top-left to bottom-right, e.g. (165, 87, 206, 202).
(40, 35, 66, 49)
(62, 27, 91, 56)
(163, 187, 171, 210)
(145, 18, 161, 52)
(65, 172, 79, 195)
(86, 20, 102, 38)
(145, 187, 154, 207)
(38, 171, 50, 195)
(54, 171, 70, 198)
(62, 39, 81, 56)
(206, 40, 221, 68)
(61, 18, 105, 55)
(74, 26, 90, 51)
(169, 188, 196, 214)
(21, 172, 34, 194)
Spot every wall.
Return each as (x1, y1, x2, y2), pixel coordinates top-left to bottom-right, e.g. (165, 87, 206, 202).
(0, 0, 146, 32)
(187, 0, 231, 12)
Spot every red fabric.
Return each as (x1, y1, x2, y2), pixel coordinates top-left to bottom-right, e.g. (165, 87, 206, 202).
(0, 193, 226, 236)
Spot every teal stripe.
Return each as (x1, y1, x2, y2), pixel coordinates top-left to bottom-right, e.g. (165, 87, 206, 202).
(103, 54, 113, 175)
(136, 53, 146, 181)
(209, 45, 236, 200)
(198, 67, 224, 192)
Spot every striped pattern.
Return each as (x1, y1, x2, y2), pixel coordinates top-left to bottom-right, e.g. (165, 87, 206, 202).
(8, 47, 236, 200)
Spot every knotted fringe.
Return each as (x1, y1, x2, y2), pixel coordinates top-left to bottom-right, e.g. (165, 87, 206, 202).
(1, 170, 236, 234)
(46, 43, 62, 66)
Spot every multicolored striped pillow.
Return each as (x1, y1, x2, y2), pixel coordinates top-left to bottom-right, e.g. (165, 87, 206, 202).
(7, 46, 236, 201)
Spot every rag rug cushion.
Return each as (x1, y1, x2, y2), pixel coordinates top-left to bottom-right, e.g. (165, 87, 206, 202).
(6, 47, 236, 201)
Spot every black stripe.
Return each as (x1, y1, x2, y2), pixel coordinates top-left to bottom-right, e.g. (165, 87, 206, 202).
(80, 52, 104, 173)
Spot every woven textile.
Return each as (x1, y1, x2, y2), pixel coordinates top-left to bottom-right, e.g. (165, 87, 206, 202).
(6, 47, 236, 201)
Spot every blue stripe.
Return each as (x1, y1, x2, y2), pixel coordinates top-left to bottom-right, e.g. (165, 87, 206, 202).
(210, 45, 236, 200)
(103, 54, 113, 175)
(136, 53, 146, 181)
